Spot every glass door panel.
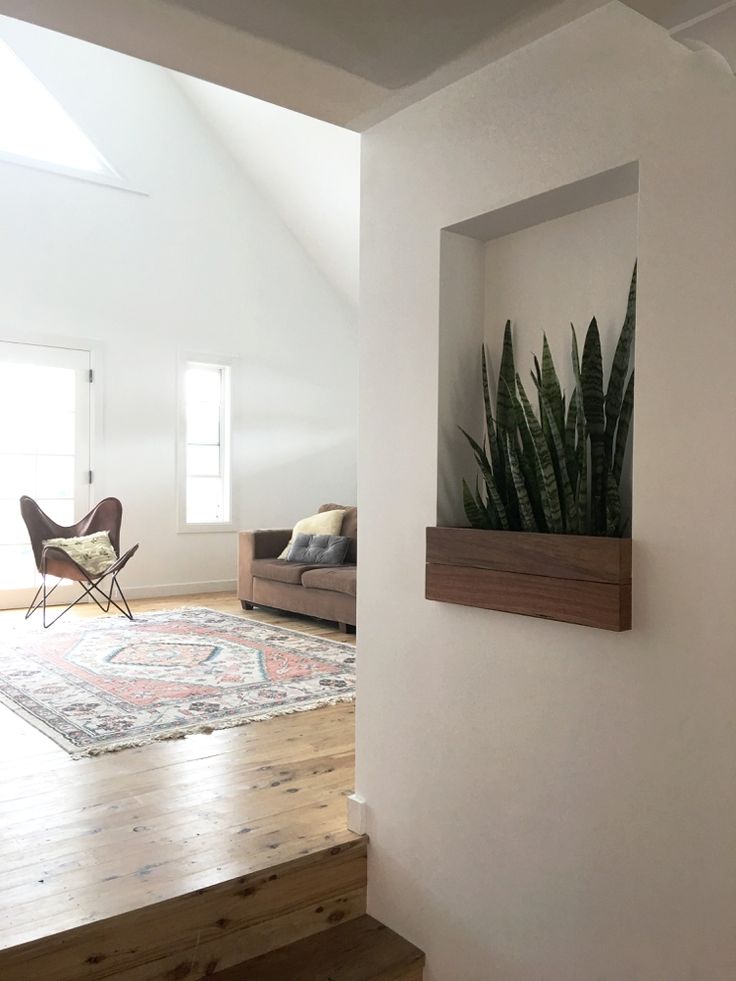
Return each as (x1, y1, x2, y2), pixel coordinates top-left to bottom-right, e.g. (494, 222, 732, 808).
(0, 341, 91, 608)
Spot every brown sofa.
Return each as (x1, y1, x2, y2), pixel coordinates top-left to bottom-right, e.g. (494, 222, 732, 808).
(238, 503, 357, 632)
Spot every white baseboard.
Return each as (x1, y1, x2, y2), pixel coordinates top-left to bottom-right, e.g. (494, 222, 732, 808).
(122, 580, 237, 600)
(0, 580, 237, 612)
(347, 793, 368, 835)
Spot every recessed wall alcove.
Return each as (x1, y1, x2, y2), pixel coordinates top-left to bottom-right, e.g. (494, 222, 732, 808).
(433, 162, 639, 629)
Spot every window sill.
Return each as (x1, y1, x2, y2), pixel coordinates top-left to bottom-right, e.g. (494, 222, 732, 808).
(0, 152, 148, 195)
(178, 522, 238, 535)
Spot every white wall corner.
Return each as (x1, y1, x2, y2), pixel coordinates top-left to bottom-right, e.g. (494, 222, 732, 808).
(346, 792, 368, 835)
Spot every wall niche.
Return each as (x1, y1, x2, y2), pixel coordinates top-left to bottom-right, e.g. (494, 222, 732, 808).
(432, 162, 639, 631)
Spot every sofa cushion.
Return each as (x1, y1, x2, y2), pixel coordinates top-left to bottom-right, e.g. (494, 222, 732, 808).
(251, 558, 322, 586)
(319, 504, 357, 563)
(278, 508, 346, 559)
(286, 533, 351, 565)
(301, 565, 357, 598)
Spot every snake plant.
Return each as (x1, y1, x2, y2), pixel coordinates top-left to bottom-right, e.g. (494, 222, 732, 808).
(460, 263, 636, 537)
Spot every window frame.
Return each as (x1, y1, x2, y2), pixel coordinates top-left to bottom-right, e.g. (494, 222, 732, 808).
(0, 37, 144, 194)
(177, 354, 236, 534)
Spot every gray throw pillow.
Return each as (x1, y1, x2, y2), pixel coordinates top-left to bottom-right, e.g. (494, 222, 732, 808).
(286, 533, 350, 565)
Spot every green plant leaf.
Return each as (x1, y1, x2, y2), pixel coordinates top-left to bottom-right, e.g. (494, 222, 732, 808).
(515, 374, 563, 533)
(605, 471, 621, 537)
(533, 354, 544, 435)
(492, 324, 518, 526)
(604, 262, 637, 466)
(581, 316, 605, 436)
(571, 325, 589, 534)
(496, 321, 516, 432)
(508, 381, 547, 531)
(582, 317, 606, 533)
(458, 426, 510, 530)
(482, 345, 504, 496)
(461, 270, 634, 540)
(613, 369, 634, 483)
(462, 478, 491, 529)
(478, 476, 502, 529)
(571, 324, 582, 385)
(541, 334, 565, 439)
(475, 474, 501, 529)
(535, 384, 578, 533)
(505, 434, 538, 532)
(508, 382, 542, 517)
(535, 338, 565, 513)
(564, 392, 578, 488)
(576, 435, 588, 534)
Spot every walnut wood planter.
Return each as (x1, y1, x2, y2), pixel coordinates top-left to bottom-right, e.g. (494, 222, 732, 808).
(426, 527, 632, 631)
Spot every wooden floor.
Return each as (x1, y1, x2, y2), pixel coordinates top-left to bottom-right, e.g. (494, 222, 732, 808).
(214, 915, 424, 981)
(0, 593, 356, 953)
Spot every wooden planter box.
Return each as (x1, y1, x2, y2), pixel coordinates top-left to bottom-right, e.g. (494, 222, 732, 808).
(426, 527, 632, 631)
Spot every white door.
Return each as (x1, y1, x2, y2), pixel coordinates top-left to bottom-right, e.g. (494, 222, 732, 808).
(0, 341, 91, 610)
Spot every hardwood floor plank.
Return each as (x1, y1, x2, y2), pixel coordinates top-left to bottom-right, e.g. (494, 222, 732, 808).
(5, 828, 362, 949)
(0, 593, 357, 960)
(0, 704, 355, 787)
(0, 745, 354, 823)
(0, 763, 354, 901)
(0, 746, 355, 850)
(0, 838, 367, 981)
(212, 914, 424, 981)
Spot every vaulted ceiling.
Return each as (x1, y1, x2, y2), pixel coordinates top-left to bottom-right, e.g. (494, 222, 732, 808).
(174, 71, 360, 306)
(0, 0, 733, 128)
(162, 0, 726, 87)
(165, 0, 560, 89)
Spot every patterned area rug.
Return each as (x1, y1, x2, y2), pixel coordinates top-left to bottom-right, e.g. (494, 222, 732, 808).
(0, 607, 355, 757)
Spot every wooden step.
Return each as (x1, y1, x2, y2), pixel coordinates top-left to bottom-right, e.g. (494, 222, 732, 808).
(0, 836, 367, 981)
(212, 914, 424, 981)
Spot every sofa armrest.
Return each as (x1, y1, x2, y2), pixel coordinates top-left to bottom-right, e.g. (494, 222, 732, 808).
(238, 529, 292, 602)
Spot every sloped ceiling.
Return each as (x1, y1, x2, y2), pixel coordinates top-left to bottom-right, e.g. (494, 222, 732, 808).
(174, 73, 360, 307)
(165, 0, 556, 89)
(669, 4, 736, 71)
(0, 1, 732, 128)
(165, 1, 728, 86)
(161, 0, 736, 125)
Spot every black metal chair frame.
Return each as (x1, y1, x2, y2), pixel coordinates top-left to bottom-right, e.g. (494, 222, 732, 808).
(25, 547, 138, 628)
(20, 496, 139, 629)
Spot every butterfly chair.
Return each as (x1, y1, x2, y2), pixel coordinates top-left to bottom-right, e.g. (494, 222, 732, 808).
(20, 496, 139, 628)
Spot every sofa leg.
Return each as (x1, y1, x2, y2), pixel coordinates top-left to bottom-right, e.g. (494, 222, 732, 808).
(241, 600, 254, 610)
(337, 622, 355, 634)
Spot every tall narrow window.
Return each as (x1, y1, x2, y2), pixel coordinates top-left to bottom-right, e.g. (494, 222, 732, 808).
(182, 362, 231, 526)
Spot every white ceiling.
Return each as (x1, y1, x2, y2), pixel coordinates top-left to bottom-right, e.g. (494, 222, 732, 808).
(163, 0, 726, 86)
(0, 0, 734, 127)
(670, 3, 736, 70)
(164, 0, 559, 89)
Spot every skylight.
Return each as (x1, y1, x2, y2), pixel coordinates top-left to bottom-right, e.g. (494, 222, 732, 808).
(0, 38, 116, 178)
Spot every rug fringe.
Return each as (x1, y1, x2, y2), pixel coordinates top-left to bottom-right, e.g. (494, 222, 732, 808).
(72, 694, 355, 759)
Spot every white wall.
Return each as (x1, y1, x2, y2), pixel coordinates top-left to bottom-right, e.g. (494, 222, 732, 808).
(358, 4, 736, 979)
(437, 230, 485, 526)
(173, 74, 361, 307)
(0, 16, 358, 596)
(484, 193, 638, 397)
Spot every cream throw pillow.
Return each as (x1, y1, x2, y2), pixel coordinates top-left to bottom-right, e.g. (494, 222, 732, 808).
(43, 531, 117, 576)
(279, 510, 346, 559)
